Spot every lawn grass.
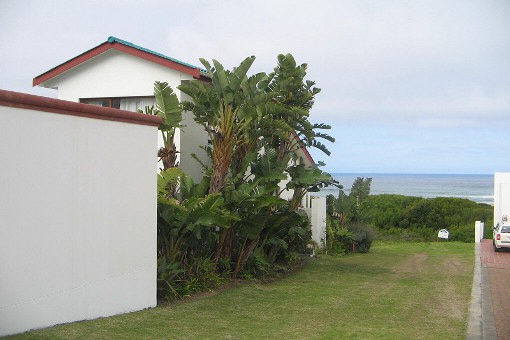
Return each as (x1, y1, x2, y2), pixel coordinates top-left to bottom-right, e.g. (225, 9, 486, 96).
(12, 242, 474, 339)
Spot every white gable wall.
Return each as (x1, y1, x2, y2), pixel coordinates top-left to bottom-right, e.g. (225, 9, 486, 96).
(45, 50, 193, 101)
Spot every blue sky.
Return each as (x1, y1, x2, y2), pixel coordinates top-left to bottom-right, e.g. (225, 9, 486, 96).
(1, 0, 509, 174)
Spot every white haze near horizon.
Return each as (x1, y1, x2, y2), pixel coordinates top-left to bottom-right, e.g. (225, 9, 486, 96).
(0, 0, 509, 174)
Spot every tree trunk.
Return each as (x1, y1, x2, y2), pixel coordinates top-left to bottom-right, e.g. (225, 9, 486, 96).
(158, 134, 178, 171)
(214, 227, 233, 264)
(233, 239, 258, 277)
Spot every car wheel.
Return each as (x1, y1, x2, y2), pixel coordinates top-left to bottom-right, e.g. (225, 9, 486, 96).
(494, 245, 500, 252)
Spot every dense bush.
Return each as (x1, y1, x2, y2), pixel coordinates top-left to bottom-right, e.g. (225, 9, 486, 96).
(327, 179, 493, 245)
(348, 223, 375, 253)
(152, 55, 338, 301)
(326, 220, 350, 255)
(326, 218, 375, 254)
(374, 226, 436, 242)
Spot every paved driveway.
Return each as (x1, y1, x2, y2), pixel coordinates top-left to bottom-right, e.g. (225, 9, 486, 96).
(481, 239, 510, 339)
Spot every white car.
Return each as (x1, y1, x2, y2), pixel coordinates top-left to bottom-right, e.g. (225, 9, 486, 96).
(493, 222, 510, 252)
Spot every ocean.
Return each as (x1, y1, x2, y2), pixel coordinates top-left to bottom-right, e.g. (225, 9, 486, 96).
(317, 173, 494, 205)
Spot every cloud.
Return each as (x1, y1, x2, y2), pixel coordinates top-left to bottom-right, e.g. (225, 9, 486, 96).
(315, 86, 510, 126)
(1, 0, 509, 174)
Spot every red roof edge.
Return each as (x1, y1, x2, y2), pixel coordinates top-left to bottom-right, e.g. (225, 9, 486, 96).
(33, 42, 111, 87)
(33, 39, 201, 87)
(293, 133, 316, 167)
(0, 89, 162, 127)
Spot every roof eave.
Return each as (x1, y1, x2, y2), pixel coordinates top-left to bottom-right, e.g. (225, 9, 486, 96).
(33, 41, 111, 87)
(293, 133, 316, 167)
(33, 38, 204, 87)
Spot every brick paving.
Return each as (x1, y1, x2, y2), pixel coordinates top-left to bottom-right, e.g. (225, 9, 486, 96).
(481, 239, 510, 340)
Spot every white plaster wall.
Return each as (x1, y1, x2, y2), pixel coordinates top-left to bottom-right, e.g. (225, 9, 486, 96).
(494, 172, 510, 227)
(0, 106, 157, 336)
(178, 91, 210, 183)
(310, 196, 327, 247)
(302, 196, 327, 248)
(279, 177, 293, 201)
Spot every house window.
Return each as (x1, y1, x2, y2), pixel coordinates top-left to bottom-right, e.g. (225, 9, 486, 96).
(81, 96, 155, 113)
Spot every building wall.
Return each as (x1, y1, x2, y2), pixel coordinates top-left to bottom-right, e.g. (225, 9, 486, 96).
(304, 196, 327, 247)
(0, 91, 159, 336)
(494, 172, 510, 226)
(178, 91, 210, 183)
(41, 50, 209, 179)
(44, 50, 193, 102)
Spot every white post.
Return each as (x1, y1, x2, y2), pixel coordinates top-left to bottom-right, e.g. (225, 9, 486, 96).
(310, 197, 327, 248)
(475, 221, 482, 243)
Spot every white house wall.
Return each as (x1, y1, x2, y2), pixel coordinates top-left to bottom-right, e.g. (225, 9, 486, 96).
(0, 95, 159, 336)
(45, 50, 193, 102)
(179, 91, 210, 182)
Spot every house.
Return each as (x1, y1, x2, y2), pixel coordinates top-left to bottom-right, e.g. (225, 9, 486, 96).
(33, 36, 316, 178)
(34, 36, 325, 243)
(33, 36, 209, 181)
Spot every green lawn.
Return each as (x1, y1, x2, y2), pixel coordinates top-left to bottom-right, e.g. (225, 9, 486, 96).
(12, 242, 474, 339)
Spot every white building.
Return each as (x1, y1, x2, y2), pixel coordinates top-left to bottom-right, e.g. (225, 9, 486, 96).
(34, 36, 325, 245)
(34, 36, 210, 181)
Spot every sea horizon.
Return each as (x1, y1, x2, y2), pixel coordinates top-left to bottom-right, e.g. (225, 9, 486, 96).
(329, 172, 494, 176)
(317, 172, 494, 205)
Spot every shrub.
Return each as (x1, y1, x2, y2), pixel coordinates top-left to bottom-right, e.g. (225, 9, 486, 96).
(326, 219, 351, 255)
(241, 249, 271, 279)
(326, 219, 375, 254)
(157, 256, 225, 301)
(375, 226, 436, 242)
(447, 223, 479, 243)
(348, 223, 375, 253)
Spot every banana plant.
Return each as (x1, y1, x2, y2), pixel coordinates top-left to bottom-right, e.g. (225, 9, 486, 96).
(261, 53, 335, 161)
(144, 81, 183, 171)
(179, 56, 272, 262)
(157, 168, 237, 264)
(263, 208, 309, 263)
(224, 177, 288, 276)
(286, 164, 340, 211)
(178, 56, 258, 195)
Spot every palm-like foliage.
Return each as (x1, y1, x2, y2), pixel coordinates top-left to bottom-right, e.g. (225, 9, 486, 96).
(178, 57, 274, 262)
(145, 81, 183, 170)
(179, 57, 258, 195)
(156, 168, 238, 299)
(263, 54, 335, 160)
(151, 53, 341, 297)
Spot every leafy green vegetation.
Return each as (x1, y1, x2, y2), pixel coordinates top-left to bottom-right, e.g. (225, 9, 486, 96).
(326, 177, 376, 254)
(366, 195, 493, 242)
(327, 177, 493, 244)
(15, 242, 474, 339)
(148, 55, 339, 300)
